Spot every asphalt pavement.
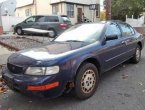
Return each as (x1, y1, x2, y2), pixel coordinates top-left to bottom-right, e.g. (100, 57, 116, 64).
(0, 48, 145, 110)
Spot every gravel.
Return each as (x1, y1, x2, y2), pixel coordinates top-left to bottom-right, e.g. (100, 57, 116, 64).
(0, 36, 46, 50)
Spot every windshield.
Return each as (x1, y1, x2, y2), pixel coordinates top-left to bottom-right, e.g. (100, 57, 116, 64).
(55, 23, 105, 43)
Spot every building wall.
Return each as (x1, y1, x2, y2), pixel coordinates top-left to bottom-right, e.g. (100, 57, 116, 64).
(35, 0, 52, 15)
(15, 0, 100, 24)
(15, 5, 36, 17)
(50, 0, 99, 5)
(16, 0, 53, 17)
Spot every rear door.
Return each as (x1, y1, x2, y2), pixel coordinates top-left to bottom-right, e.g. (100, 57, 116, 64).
(118, 23, 136, 59)
(32, 16, 47, 29)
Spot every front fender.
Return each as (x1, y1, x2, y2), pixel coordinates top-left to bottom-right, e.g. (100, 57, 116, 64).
(70, 53, 100, 81)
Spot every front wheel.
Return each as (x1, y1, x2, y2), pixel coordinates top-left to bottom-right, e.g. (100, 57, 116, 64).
(75, 63, 99, 100)
(16, 27, 23, 35)
(131, 45, 141, 64)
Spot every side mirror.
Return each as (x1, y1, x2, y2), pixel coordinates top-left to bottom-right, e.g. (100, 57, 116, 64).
(106, 35, 118, 41)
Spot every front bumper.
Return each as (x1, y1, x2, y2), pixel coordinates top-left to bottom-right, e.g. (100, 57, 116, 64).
(2, 68, 66, 99)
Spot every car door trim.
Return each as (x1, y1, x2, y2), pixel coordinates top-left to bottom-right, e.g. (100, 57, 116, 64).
(105, 48, 135, 62)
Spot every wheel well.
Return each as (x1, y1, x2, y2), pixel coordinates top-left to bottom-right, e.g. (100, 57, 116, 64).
(16, 26, 22, 30)
(64, 58, 101, 93)
(48, 28, 57, 34)
(138, 42, 142, 50)
(77, 58, 101, 75)
(48, 28, 56, 32)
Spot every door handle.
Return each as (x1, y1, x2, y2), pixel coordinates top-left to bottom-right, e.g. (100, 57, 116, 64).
(122, 40, 130, 44)
(121, 41, 126, 44)
(121, 41, 128, 45)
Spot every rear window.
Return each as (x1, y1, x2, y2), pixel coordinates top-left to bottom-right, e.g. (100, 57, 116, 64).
(62, 16, 71, 23)
(45, 16, 59, 22)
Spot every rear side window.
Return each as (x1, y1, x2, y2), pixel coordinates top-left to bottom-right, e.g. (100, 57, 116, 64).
(119, 23, 135, 36)
(35, 16, 45, 22)
(106, 23, 121, 36)
(45, 16, 59, 22)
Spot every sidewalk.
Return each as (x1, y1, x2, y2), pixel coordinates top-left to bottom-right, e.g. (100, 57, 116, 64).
(0, 53, 12, 66)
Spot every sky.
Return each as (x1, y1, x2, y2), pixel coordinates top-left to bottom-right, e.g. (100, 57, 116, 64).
(100, 0, 104, 11)
(0, 0, 7, 3)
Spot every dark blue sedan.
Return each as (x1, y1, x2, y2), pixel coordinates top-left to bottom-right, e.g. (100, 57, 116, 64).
(2, 21, 144, 99)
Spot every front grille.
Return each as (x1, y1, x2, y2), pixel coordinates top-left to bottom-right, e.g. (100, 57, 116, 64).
(7, 63, 24, 74)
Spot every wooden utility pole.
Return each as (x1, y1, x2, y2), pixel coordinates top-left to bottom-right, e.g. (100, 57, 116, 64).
(105, 0, 112, 20)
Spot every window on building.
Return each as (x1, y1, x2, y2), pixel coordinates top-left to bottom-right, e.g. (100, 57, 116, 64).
(52, 4, 59, 15)
(67, 4, 74, 18)
(25, 8, 32, 17)
(96, 4, 100, 17)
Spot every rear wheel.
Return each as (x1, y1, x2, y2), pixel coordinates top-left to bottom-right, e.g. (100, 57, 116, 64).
(16, 27, 23, 35)
(131, 45, 141, 64)
(48, 29, 57, 38)
(75, 63, 99, 100)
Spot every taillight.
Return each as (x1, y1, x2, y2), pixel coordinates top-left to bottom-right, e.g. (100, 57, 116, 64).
(60, 23, 68, 29)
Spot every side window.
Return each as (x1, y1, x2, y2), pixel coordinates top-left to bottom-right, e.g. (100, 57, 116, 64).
(36, 16, 45, 22)
(119, 23, 134, 36)
(106, 23, 121, 37)
(129, 25, 135, 35)
(45, 16, 59, 22)
(25, 16, 35, 23)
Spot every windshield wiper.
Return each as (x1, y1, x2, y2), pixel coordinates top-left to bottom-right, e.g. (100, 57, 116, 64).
(65, 40, 83, 42)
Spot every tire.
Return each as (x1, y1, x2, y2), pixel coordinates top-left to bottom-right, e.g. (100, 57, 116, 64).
(75, 63, 99, 100)
(131, 45, 141, 64)
(16, 27, 23, 35)
(48, 29, 57, 38)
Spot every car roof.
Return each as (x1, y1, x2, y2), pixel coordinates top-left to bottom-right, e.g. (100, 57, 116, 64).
(100, 20, 125, 24)
(30, 15, 68, 17)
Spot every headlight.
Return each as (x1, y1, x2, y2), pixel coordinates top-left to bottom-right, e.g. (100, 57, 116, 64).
(25, 66, 59, 75)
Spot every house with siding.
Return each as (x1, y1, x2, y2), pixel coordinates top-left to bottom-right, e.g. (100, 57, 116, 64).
(16, 0, 100, 24)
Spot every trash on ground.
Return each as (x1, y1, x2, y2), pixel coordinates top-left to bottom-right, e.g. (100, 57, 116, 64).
(0, 77, 9, 94)
(138, 82, 143, 86)
(122, 74, 129, 79)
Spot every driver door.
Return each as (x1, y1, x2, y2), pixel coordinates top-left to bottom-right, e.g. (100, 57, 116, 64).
(99, 22, 125, 71)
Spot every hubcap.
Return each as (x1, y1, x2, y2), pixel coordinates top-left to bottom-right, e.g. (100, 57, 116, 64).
(49, 30, 55, 37)
(136, 48, 140, 61)
(81, 69, 96, 94)
(17, 29, 21, 34)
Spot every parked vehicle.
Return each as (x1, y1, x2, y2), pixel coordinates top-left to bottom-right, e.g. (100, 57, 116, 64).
(14, 15, 72, 38)
(2, 21, 144, 99)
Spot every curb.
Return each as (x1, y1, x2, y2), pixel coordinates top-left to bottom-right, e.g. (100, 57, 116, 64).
(0, 40, 19, 51)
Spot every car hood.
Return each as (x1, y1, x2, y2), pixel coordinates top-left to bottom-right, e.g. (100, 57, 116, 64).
(8, 42, 87, 66)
